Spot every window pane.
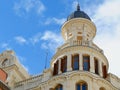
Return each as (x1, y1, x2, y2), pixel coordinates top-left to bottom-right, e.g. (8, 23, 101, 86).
(55, 85, 62, 90)
(60, 86, 62, 90)
(83, 56, 90, 71)
(83, 62, 89, 71)
(73, 55, 79, 70)
(77, 84, 80, 90)
(82, 84, 87, 90)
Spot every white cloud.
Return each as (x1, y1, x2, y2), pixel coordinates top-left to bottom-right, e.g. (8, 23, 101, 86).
(41, 31, 64, 52)
(91, 0, 120, 76)
(0, 43, 11, 50)
(15, 36, 27, 45)
(30, 33, 41, 45)
(44, 17, 66, 25)
(14, 0, 45, 16)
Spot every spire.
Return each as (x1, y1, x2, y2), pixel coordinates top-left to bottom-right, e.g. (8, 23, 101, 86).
(77, 2, 80, 11)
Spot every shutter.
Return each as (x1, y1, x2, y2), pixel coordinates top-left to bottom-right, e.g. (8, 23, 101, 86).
(72, 55, 74, 70)
(103, 65, 107, 78)
(53, 63, 57, 75)
(77, 84, 80, 90)
(61, 56, 67, 73)
(56, 60, 59, 74)
(78, 55, 79, 70)
(61, 58, 64, 73)
(88, 56, 90, 71)
(95, 59, 99, 74)
(53, 61, 59, 75)
(64, 56, 67, 72)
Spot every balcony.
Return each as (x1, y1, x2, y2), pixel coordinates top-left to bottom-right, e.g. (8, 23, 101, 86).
(15, 74, 43, 88)
(57, 40, 103, 54)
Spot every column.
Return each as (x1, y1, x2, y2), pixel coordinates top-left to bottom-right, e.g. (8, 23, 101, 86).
(67, 54, 72, 71)
(99, 60, 103, 77)
(90, 55, 95, 73)
(79, 54, 83, 70)
(58, 59, 62, 74)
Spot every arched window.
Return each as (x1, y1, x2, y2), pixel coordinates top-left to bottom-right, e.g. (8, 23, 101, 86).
(72, 54, 79, 70)
(83, 55, 90, 71)
(100, 87, 106, 90)
(94, 58, 99, 75)
(76, 82, 87, 90)
(61, 56, 67, 73)
(55, 84, 63, 90)
(2, 59, 8, 67)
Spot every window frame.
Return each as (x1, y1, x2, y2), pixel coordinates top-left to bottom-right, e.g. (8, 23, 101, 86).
(72, 54, 79, 70)
(83, 55, 90, 71)
(61, 56, 67, 73)
(76, 81, 88, 90)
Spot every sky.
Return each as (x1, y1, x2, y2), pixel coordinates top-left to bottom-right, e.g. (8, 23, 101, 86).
(0, 0, 120, 77)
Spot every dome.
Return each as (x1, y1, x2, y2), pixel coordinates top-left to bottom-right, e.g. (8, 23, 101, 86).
(67, 4, 91, 21)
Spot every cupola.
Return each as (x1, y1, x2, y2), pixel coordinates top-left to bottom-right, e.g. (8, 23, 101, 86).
(67, 4, 91, 21)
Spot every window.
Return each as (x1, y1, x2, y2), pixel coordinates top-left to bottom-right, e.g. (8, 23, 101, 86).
(76, 82, 87, 90)
(61, 56, 67, 73)
(102, 64, 107, 78)
(94, 58, 99, 75)
(100, 87, 106, 90)
(55, 84, 63, 90)
(50, 84, 63, 90)
(83, 55, 90, 71)
(49, 88, 54, 90)
(2, 59, 8, 67)
(53, 60, 59, 75)
(77, 36, 82, 40)
(72, 54, 79, 70)
(78, 32, 82, 34)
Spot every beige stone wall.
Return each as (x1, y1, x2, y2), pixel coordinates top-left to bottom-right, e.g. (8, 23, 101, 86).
(40, 71, 119, 90)
(12, 71, 119, 90)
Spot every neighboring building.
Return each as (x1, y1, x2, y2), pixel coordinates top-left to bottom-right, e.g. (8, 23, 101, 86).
(0, 4, 120, 90)
(0, 68, 10, 90)
(0, 50, 30, 88)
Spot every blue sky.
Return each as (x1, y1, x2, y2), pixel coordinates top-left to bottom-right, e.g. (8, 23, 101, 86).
(0, 0, 120, 77)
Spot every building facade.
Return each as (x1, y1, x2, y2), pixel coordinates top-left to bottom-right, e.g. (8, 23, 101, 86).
(0, 4, 120, 90)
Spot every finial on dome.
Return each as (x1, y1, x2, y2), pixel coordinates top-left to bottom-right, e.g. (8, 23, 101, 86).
(77, 2, 80, 11)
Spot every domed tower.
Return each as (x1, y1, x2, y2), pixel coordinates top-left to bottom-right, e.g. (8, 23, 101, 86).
(49, 4, 118, 90)
(51, 4, 108, 78)
(10, 3, 120, 90)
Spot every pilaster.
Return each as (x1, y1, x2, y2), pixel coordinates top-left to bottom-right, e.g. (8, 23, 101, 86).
(67, 54, 72, 71)
(79, 54, 83, 70)
(58, 59, 62, 74)
(90, 55, 95, 73)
